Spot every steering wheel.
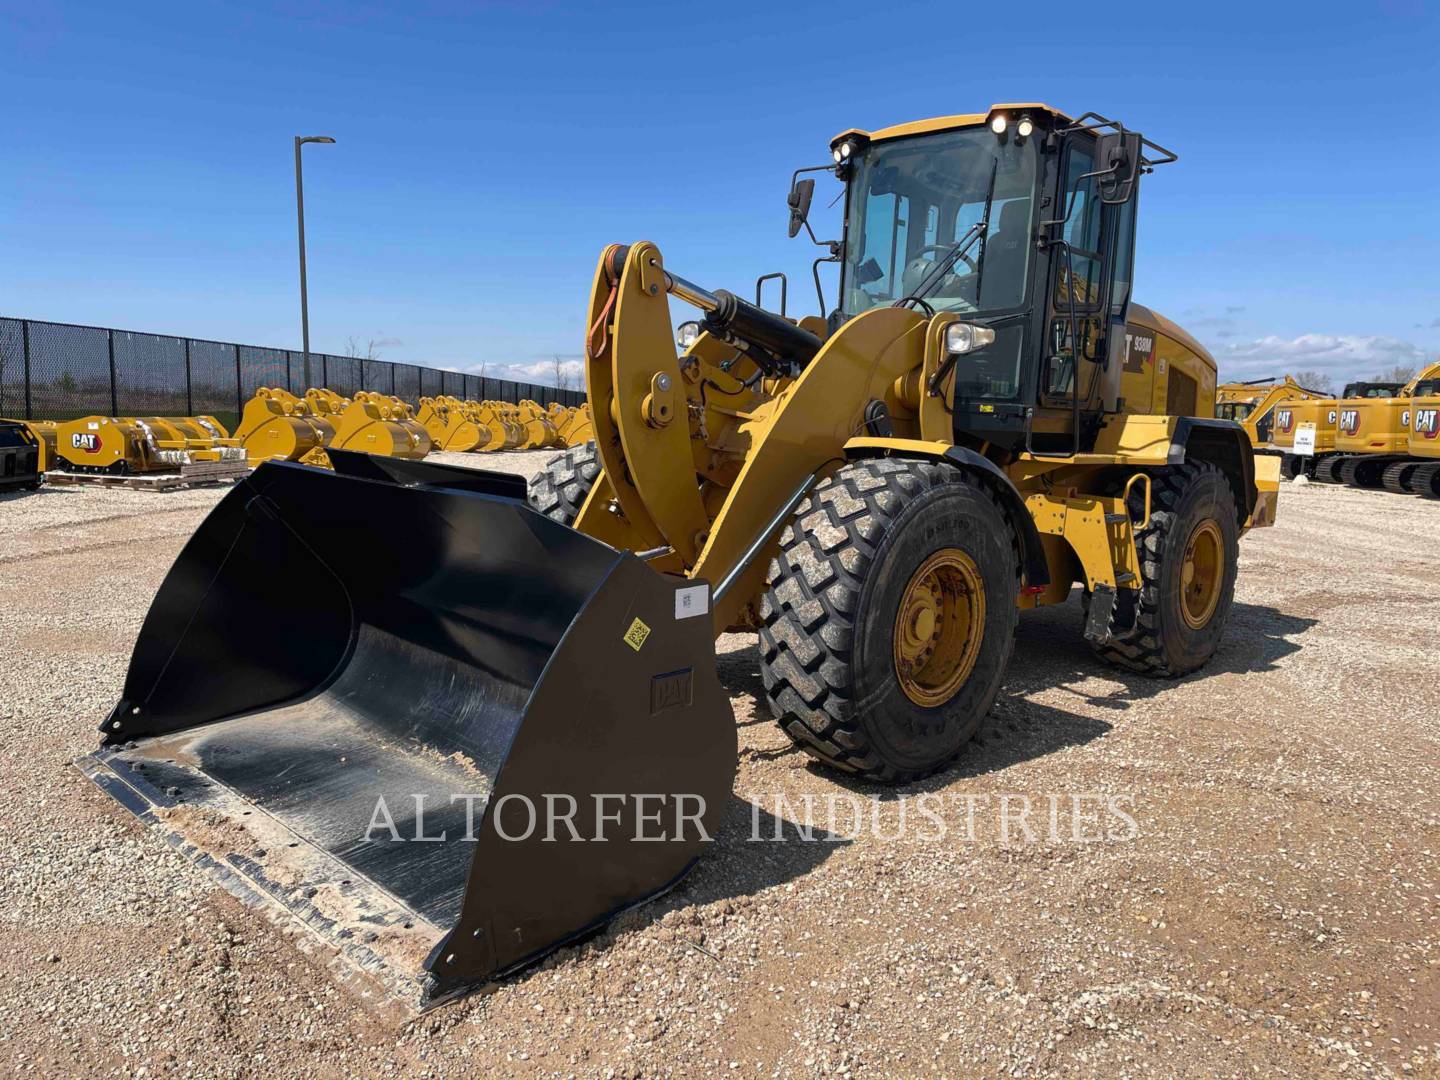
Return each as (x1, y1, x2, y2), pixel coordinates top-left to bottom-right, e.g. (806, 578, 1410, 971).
(913, 243, 978, 274)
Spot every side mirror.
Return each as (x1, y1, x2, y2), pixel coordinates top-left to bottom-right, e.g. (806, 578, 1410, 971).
(787, 178, 815, 238)
(1094, 130, 1143, 204)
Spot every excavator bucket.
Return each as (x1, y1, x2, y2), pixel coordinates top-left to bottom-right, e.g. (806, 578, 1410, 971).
(78, 451, 736, 1009)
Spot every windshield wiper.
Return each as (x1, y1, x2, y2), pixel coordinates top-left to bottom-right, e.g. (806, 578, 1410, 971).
(893, 156, 1000, 311)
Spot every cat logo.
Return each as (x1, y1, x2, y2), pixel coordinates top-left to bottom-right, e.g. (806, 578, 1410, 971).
(70, 432, 101, 454)
(1276, 409, 1294, 434)
(1416, 408, 1440, 440)
(1122, 329, 1155, 374)
(1339, 409, 1361, 436)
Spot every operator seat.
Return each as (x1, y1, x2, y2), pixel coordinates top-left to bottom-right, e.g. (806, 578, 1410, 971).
(978, 198, 1031, 308)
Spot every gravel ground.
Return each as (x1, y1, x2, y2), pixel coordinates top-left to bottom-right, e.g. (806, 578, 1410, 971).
(0, 458, 1436, 1078)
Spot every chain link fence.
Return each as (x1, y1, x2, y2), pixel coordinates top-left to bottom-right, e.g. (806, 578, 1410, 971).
(0, 315, 583, 433)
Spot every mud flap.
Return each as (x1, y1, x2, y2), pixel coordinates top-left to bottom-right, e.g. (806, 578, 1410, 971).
(78, 455, 736, 1008)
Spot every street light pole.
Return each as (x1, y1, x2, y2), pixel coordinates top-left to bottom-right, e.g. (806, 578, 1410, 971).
(294, 135, 335, 388)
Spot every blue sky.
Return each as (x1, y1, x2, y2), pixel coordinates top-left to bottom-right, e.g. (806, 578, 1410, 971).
(2, 0, 1437, 387)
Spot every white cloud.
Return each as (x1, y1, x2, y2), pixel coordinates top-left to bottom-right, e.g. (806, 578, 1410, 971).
(461, 356, 584, 386)
(1214, 333, 1428, 384)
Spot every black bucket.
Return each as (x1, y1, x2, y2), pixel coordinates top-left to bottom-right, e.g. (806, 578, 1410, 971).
(79, 451, 736, 1008)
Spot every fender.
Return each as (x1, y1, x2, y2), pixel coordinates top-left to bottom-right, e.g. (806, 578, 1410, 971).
(1168, 417, 1256, 524)
(843, 437, 1050, 590)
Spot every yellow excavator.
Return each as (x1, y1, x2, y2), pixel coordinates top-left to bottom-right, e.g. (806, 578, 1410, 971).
(1270, 379, 1405, 481)
(82, 103, 1276, 1008)
(1324, 363, 1440, 490)
(1216, 376, 1327, 456)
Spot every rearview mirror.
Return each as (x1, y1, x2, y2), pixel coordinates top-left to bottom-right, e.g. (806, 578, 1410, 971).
(787, 178, 815, 238)
(1094, 130, 1143, 204)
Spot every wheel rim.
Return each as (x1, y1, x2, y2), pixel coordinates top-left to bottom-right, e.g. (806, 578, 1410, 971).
(1180, 520, 1224, 630)
(893, 549, 986, 708)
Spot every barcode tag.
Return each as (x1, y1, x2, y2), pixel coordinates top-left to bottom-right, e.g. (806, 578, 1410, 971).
(674, 584, 709, 620)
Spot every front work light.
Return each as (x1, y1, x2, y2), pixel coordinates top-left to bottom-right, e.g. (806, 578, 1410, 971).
(945, 322, 996, 355)
(676, 321, 701, 350)
(990, 114, 1007, 135)
(1016, 116, 1034, 139)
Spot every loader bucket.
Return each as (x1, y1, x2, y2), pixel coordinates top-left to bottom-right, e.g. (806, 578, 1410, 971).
(79, 451, 736, 1008)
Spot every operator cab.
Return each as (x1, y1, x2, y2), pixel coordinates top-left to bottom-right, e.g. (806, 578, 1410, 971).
(787, 104, 1175, 456)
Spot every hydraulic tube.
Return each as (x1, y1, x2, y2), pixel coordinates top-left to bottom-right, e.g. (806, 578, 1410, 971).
(663, 269, 823, 372)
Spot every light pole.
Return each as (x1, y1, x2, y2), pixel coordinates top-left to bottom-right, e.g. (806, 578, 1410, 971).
(294, 135, 335, 388)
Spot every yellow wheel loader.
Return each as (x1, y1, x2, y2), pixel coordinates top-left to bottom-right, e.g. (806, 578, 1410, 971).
(53, 414, 246, 474)
(1325, 363, 1440, 491)
(1270, 380, 1404, 482)
(82, 103, 1275, 1008)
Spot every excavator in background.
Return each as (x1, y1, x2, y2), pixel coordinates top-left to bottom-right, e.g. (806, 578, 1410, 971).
(1323, 363, 1440, 491)
(82, 103, 1276, 1008)
(1270, 379, 1406, 481)
(1406, 381, 1440, 496)
(1216, 376, 1327, 451)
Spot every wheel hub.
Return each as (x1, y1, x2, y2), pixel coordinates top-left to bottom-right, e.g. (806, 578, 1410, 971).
(893, 549, 986, 708)
(1180, 519, 1224, 630)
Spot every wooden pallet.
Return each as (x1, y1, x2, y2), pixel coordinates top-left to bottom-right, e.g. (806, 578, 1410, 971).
(45, 460, 251, 492)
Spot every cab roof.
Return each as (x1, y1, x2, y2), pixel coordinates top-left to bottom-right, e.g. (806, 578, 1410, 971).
(832, 103, 1072, 148)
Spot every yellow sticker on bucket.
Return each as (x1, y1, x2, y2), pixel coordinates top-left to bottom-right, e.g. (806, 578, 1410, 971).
(623, 617, 651, 651)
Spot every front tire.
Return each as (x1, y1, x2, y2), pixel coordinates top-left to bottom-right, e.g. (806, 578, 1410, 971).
(1090, 462, 1240, 678)
(526, 441, 600, 527)
(758, 458, 1020, 783)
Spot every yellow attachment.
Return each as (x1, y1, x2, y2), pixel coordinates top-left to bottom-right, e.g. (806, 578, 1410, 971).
(515, 400, 563, 449)
(54, 415, 245, 473)
(892, 548, 987, 708)
(558, 402, 594, 446)
(235, 387, 325, 466)
(326, 391, 429, 460)
(4, 420, 58, 471)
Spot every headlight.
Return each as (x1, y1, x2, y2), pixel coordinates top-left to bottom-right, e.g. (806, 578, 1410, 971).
(945, 322, 996, 355)
(676, 321, 701, 350)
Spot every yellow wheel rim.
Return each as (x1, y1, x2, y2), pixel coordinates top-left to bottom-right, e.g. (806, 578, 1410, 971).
(1180, 520, 1224, 630)
(893, 549, 986, 708)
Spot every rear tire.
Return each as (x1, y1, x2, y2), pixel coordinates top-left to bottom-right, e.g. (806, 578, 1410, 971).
(758, 458, 1020, 783)
(526, 441, 600, 527)
(1090, 462, 1239, 678)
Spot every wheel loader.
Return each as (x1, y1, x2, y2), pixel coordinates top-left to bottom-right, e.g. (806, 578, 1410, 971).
(81, 103, 1276, 1009)
(1323, 363, 1440, 491)
(1269, 380, 1404, 481)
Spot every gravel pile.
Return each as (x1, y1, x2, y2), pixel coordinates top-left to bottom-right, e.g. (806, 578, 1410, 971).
(0, 464, 1435, 1077)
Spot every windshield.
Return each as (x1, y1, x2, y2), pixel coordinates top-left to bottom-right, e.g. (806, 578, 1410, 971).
(842, 128, 1038, 315)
